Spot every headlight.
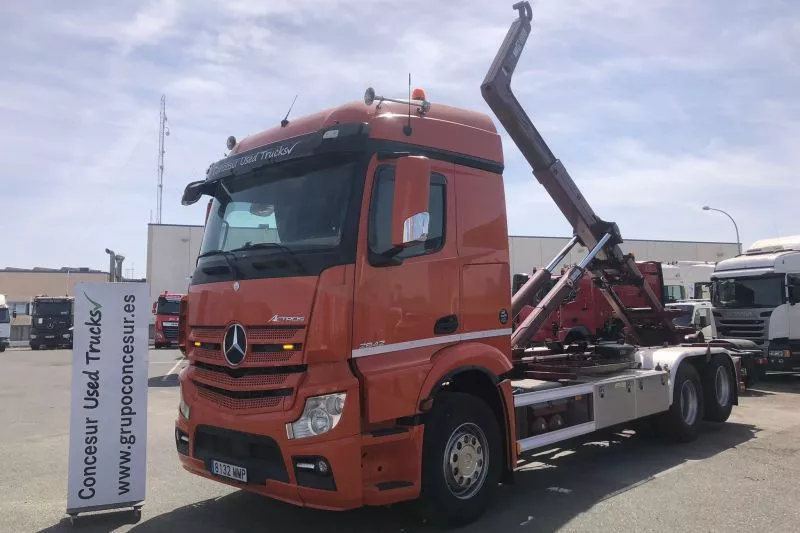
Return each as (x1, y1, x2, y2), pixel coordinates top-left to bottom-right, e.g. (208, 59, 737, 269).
(768, 350, 783, 358)
(286, 392, 346, 439)
(62, 333, 70, 339)
(178, 387, 190, 420)
(30, 334, 37, 339)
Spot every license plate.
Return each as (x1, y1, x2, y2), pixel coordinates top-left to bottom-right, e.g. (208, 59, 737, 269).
(45, 335, 55, 339)
(211, 460, 247, 483)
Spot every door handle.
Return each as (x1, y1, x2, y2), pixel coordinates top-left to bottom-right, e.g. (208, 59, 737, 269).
(434, 315, 459, 335)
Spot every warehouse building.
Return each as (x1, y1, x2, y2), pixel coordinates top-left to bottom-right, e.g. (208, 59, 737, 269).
(146, 223, 739, 305)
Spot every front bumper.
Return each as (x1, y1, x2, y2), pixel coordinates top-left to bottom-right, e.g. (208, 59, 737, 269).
(175, 373, 364, 511)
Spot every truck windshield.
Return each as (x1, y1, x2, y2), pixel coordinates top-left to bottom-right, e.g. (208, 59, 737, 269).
(669, 305, 694, 327)
(664, 285, 686, 303)
(156, 298, 180, 315)
(712, 275, 784, 308)
(0, 308, 9, 323)
(196, 154, 358, 281)
(32, 301, 71, 316)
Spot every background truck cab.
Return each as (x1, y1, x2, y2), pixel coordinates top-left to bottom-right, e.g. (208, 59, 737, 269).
(711, 235, 800, 372)
(153, 292, 183, 349)
(29, 296, 74, 350)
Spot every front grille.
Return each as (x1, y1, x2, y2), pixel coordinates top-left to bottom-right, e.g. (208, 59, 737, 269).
(189, 324, 306, 411)
(194, 346, 298, 365)
(192, 361, 302, 390)
(163, 323, 179, 340)
(193, 425, 289, 483)
(717, 318, 767, 345)
(197, 386, 283, 410)
(190, 326, 301, 344)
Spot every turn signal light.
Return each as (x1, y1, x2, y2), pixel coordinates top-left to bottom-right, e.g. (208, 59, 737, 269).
(194, 341, 201, 347)
(282, 344, 295, 351)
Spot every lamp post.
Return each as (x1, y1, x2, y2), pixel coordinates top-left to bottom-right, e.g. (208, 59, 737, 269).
(702, 206, 742, 255)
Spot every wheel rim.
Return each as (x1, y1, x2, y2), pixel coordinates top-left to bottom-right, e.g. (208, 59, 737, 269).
(714, 365, 731, 407)
(442, 422, 489, 500)
(680, 380, 699, 425)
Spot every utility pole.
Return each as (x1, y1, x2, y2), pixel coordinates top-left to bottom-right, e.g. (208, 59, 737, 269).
(157, 94, 169, 224)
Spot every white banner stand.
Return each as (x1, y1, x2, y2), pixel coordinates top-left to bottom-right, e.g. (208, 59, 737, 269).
(66, 282, 150, 524)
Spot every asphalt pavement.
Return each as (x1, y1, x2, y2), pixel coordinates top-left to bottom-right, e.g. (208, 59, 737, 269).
(1, 348, 799, 532)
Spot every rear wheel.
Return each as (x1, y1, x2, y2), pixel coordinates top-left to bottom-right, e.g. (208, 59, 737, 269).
(417, 392, 502, 528)
(659, 362, 705, 443)
(703, 355, 735, 422)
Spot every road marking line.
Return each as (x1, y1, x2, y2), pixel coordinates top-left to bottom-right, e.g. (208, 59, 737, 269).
(162, 360, 183, 381)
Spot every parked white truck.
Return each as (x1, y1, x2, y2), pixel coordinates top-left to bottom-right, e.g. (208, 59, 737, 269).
(0, 295, 10, 352)
(662, 261, 716, 302)
(711, 236, 800, 374)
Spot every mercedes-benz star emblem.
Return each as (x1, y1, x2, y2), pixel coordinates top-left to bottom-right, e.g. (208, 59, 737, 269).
(223, 323, 247, 366)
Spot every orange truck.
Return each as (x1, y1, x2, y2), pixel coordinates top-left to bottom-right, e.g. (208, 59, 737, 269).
(175, 3, 750, 526)
(152, 291, 183, 349)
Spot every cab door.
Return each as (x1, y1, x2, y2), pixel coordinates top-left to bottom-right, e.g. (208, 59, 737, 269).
(786, 274, 800, 350)
(351, 156, 459, 423)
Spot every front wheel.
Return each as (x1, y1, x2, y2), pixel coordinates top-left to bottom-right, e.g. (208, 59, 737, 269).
(659, 362, 705, 443)
(418, 392, 502, 528)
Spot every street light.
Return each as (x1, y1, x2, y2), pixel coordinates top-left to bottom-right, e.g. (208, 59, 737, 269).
(702, 206, 742, 255)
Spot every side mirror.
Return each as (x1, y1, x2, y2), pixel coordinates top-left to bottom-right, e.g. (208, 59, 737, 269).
(152, 302, 157, 314)
(182, 180, 207, 206)
(12, 310, 17, 319)
(391, 156, 431, 248)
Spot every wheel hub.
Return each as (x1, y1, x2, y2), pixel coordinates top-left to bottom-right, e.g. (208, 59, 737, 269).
(443, 423, 489, 499)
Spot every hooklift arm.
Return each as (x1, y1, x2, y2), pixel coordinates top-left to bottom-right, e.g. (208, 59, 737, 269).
(483, 2, 677, 349)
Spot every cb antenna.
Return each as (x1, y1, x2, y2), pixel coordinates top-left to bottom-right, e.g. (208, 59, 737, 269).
(281, 94, 299, 128)
(403, 73, 413, 136)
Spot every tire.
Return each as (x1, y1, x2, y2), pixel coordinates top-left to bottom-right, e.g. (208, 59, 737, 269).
(30, 344, 39, 351)
(659, 362, 705, 443)
(417, 392, 502, 528)
(703, 355, 735, 422)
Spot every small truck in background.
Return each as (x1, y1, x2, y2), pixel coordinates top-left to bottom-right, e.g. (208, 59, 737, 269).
(29, 296, 74, 350)
(153, 291, 183, 349)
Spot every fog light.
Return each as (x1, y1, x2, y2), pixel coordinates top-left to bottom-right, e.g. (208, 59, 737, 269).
(316, 459, 329, 475)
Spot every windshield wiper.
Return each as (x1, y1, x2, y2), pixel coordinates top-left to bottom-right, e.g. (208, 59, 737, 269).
(197, 249, 243, 279)
(229, 242, 307, 272)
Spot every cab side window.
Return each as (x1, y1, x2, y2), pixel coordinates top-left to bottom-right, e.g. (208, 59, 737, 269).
(788, 274, 800, 304)
(367, 165, 446, 264)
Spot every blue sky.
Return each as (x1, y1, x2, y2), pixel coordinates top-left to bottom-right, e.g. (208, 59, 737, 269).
(1, 0, 797, 277)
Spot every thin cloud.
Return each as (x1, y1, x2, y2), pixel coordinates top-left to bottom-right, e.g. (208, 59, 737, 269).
(0, 0, 796, 274)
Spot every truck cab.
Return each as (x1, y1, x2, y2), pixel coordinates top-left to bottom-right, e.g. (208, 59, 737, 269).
(666, 300, 715, 340)
(152, 292, 183, 349)
(711, 235, 800, 372)
(29, 296, 74, 350)
(0, 295, 10, 352)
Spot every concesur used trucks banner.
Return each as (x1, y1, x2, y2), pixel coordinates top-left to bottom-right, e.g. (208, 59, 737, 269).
(67, 282, 150, 514)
